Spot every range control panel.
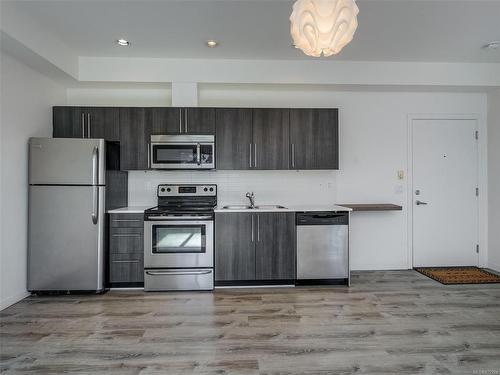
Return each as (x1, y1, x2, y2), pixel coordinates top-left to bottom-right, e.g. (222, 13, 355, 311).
(157, 184, 217, 197)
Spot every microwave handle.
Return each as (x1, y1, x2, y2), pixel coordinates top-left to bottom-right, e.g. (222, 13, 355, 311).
(196, 143, 201, 165)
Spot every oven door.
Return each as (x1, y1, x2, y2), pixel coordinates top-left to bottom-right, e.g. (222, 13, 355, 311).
(144, 220, 214, 268)
(150, 143, 215, 169)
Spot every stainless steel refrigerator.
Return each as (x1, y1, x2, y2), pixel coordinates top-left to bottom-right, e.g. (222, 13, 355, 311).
(28, 138, 106, 292)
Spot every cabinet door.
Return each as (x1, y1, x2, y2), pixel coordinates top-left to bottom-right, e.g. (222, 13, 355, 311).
(53, 107, 85, 138)
(290, 109, 339, 170)
(185, 108, 215, 134)
(87, 107, 120, 141)
(253, 109, 290, 170)
(215, 213, 255, 281)
(255, 213, 296, 280)
(149, 107, 181, 134)
(119, 107, 149, 170)
(216, 108, 253, 170)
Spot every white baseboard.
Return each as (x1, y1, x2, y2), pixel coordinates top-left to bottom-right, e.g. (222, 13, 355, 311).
(0, 291, 30, 311)
(488, 261, 500, 273)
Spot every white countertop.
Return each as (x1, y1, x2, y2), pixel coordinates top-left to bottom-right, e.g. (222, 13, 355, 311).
(214, 204, 352, 213)
(107, 206, 150, 214)
(108, 204, 352, 214)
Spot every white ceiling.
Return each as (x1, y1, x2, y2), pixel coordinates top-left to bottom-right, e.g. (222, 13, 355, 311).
(5, 0, 500, 63)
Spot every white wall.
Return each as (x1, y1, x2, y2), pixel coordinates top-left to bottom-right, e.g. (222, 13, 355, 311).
(488, 89, 500, 272)
(0, 52, 65, 310)
(78, 84, 486, 271)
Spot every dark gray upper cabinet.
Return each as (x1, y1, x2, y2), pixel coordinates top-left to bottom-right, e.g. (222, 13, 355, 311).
(215, 212, 255, 281)
(255, 213, 296, 280)
(253, 109, 290, 170)
(149, 107, 181, 134)
(185, 108, 215, 134)
(86, 107, 120, 141)
(290, 108, 339, 170)
(53, 106, 85, 138)
(216, 108, 253, 170)
(53, 107, 120, 141)
(119, 107, 149, 170)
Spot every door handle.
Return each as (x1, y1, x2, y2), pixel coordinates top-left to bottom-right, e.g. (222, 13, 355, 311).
(179, 108, 183, 133)
(91, 146, 99, 224)
(81, 113, 86, 138)
(87, 113, 91, 138)
(146, 270, 211, 276)
(147, 143, 151, 169)
(249, 143, 253, 168)
(254, 143, 257, 168)
(257, 214, 260, 242)
(416, 200, 428, 206)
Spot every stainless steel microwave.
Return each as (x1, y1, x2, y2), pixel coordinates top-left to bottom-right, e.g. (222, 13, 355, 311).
(150, 135, 215, 169)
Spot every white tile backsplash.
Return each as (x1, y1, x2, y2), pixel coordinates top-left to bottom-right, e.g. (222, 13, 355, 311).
(128, 170, 338, 207)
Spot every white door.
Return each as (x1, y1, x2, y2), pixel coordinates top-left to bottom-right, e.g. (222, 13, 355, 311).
(412, 118, 478, 267)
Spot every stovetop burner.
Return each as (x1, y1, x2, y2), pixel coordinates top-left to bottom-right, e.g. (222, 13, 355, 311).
(144, 184, 217, 220)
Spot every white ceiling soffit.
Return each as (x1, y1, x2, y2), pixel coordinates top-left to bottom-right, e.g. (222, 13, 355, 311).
(1, 0, 499, 87)
(4, 0, 500, 63)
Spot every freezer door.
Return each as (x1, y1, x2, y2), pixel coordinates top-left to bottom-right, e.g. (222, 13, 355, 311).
(28, 185, 105, 291)
(29, 138, 105, 185)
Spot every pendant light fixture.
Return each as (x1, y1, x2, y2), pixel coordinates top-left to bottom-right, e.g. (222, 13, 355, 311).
(290, 0, 359, 57)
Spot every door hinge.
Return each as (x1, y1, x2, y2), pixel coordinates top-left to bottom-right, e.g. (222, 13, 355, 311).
(475, 130, 479, 140)
(476, 187, 479, 197)
(476, 244, 479, 254)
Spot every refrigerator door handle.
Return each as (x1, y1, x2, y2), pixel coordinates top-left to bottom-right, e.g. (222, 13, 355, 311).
(91, 146, 99, 224)
(92, 186, 99, 224)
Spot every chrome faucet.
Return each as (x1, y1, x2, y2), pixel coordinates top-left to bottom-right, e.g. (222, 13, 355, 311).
(245, 192, 255, 208)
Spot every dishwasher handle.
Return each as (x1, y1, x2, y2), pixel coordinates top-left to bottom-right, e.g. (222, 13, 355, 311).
(296, 212, 349, 225)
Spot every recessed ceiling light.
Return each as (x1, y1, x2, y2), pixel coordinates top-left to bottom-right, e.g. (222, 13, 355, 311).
(206, 40, 218, 48)
(117, 39, 130, 46)
(483, 41, 499, 50)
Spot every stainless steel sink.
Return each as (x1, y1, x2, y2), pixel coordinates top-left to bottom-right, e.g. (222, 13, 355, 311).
(254, 205, 288, 209)
(221, 205, 288, 210)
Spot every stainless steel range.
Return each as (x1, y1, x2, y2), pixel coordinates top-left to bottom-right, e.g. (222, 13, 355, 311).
(144, 184, 216, 291)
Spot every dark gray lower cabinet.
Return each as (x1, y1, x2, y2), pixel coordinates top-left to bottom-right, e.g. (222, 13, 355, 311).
(215, 212, 255, 281)
(215, 212, 295, 284)
(255, 213, 295, 280)
(108, 213, 144, 286)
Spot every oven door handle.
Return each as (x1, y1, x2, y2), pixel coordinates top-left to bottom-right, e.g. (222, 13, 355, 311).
(147, 215, 213, 220)
(146, 270, 212, 276)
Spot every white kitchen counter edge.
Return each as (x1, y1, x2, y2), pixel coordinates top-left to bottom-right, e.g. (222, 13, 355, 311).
(107, 206, 149, 214)
(214, 205, 352, 213)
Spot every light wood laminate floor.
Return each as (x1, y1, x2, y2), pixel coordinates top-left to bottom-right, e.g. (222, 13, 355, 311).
(1, 271, 500, 374)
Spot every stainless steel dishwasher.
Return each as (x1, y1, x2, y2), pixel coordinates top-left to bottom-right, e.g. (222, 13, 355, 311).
(296, 212, 349, 285)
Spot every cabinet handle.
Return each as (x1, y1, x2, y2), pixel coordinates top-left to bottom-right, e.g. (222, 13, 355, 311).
(251, 215, 254, 242)
(112, 260, 140, 264)
(185, 109, 188, 133)
(81, 113, 85, 138)
(249, 143, 253, 168)
(147, 143, 151, 169)
(257, 214, 260, 242)
(254, 143, 257, 168)
(291, 143, 295, 168)
(179, 108, 183, 133)
(87, 113, 91, 138)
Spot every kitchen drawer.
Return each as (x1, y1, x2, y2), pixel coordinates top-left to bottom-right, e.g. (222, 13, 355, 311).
(110, 213, 144, 228)
(110, 253, 144, 283)
(110, 228, 143, 254)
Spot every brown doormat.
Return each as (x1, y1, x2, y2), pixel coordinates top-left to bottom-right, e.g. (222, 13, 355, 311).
(414, 267, 500, 285)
